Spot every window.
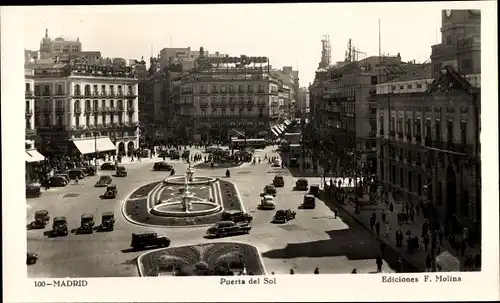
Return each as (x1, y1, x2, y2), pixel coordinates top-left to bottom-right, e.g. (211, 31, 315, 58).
(199, 85, 205, 93)
(93, 100, 98, 109)
(56, 100, 63, 109)
(44, 85, 51, 95)
(400, 85, 404, 90)
(416, 83, 422, 89)
(110, 100, 114, 108)
(212, 96, 217, 103)
(229, 85, 234, 93)
(247, 85, 253, 93)
(118, 85, 123, 95)
(57, 115, 63, 127)
(128, 113, 133, 123)
(128, 85, 134, 95)
(75, 116, 80, 127)
(101, 100, 106, 108)
(74, 85, 81, 95)
(446, 35, 452, 45)
(435, 119, 441, 140)
(425, 119, 431, 138)
(26, 83, 31, 92)
(118, 114, 122, 124)
(407, 84, 413, 89)
(84, 85, 91, 96)
(406, 118, 412, 135)
(460, 120, 467, 144)
(85, 100, 91, 110)
(238, 85, 244, 93)
(94, 115, 98, 126)
(391, 85, 396, 91)
(415, 118, 421, 134)
(57, 84, 63, 95)
(212, 85, 217, 93)
(118, 100, 123, 110)
(26, 101, 30, 111)
(101, 85, 106, 95)
(446, 120, 453, 143)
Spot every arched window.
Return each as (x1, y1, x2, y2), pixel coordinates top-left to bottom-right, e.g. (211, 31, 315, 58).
(56, 115, 63, 127)
(84, 85, 91, 96)
(118, 100, 123, 110)
(75, 84, 81, 95)
(75, 100, 80, 109)
(85, 100, 90, 110)
(93, 100, 98, 109)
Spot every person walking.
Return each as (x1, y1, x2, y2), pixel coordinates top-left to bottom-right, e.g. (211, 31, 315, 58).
(375, 220, 381, 237)
(384, 221, 390, 237)
(425, 253, 432, 272)
(381, 210, 387, 224)
(376, 256, 383, 273)
(313, 267, 319, 274)
(423, 233, 430, 251)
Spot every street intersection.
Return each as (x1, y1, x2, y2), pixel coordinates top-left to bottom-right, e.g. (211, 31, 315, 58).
(27, 146, 395, 277)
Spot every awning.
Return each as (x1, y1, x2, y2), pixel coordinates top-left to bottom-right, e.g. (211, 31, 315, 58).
(26, 149, 45, 163)
(271, 128, 280, 137)
(272, 125, 283, 135)
(72, 137, 117, 155)
(278, 124, 285, 132)
(284, 120, 291, 126)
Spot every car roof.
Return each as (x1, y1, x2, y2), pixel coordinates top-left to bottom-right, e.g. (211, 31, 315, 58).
(117, 166, 125, 169)
(100, 175, 111, 178)
(298, 177, 307, 181)
(216, 221, 235, 225)
(265, 184, 275, 188)
(102, 211, 114, 216)
(263, 195, 274, 199)
(276, 209, 286, 213)
(81, 213, 94, 218)
(54, 216, 66, 221)
(108, 184, 117, 187)
(305, 194, 316, 198)
(223, 210, 242, 214)
(310, 184, 320, 187)
(274, 175, 284, 178)
(133, 232, 157, 237)
(35, 210, 48, 214)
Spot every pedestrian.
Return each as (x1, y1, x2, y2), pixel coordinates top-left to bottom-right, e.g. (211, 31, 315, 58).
(289, 269, 295, 275)
(423, 233, 430, 251)
(381, 211, 387, 224)
(313, 267, 319, 274)
(376, 256, 383, 273)
(351, 268, 357, 274)
(333, 208, 338, 219)
(389, 202, 394, 213)
(409, 208, 415, 222)
(370, 217, 375, 232)
(384, 222, 390, 237)
(425, 253, 432, 272)
(375, 220, 381, 237)
(75, 178, 79, 185)
(379, 240, 386, 258)
(463, 225, 469, 247)
(396, 229, 403, 247)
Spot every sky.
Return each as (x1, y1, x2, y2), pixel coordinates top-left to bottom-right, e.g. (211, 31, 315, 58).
(22, 4, 449, 86)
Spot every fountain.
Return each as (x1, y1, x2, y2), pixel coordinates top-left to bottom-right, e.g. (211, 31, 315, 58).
(151, 162, 221, 217)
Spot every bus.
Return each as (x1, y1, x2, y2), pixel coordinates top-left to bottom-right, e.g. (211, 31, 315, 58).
(230, 138, 267, 149)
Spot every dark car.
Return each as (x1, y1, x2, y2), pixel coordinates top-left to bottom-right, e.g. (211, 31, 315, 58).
(100, 162, 117, 171)
(81, 166, 96, 176)
(221, 210, 253, 223)
(295, 178, 309, 191)
(52, 216, 68, 236)
(100, 212, 115, 231)
(95, 175, 112, 187)
(301, 194, 316, 209)
(130, 232, 171, 250)
(68, 169, 85, 180)
(31, 210, 50, 229)
(273, 175, 285, 187)
(206, 221, 251, 238)
(309, 184, 320, 197)
(153, 161, 173, 171)
(48, 175, 68, 187)
(102, 184, 117, 199)
(263, 184, 277, 196)
(78, 213, 95, 234)
(273, 209, 296, 223)
(26, 182, 42, 198)
(27, 252, 39, 265)
(115, 166, 128, 177)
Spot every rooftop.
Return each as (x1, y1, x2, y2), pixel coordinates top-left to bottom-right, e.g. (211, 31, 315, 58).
(386, 64, 433, 83)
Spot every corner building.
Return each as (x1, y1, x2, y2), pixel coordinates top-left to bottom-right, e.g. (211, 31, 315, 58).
(177, 67, 280, 142)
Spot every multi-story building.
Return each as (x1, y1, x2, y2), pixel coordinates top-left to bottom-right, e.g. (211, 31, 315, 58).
(38, 29, 82, 60)
(176, 63, 280, 142)
(277, 83, 291, 119)
(297, 87, 310, 115)
(29, 62, 139, 157)
(25, 68, 36, 145)
(376, 9, 481, 235)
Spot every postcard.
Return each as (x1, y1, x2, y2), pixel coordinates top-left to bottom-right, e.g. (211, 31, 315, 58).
(1, 2, 498, 302)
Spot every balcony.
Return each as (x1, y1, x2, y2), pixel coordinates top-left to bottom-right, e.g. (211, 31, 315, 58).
(257, 102, 266, 107)
(42, 92, 51, 96)
(126, 92, 137, 98)
(56, 91, 65, 96)
(238, 89, 244, 94)
(127, 107, 135, 112)
(109, 92, 115, 97)
(117, 91, 124, 97)
(74, 91, 82, 96)
(257, 90, 265, 94)
(117, 106, 125, 112)
(25, 90, 34, 97)
(199, 90, 208, 95)
(42, 108, 52, 113)
(101, 91, 108, 96)
(55, 107, 65, 113)
(92, 107, 99, 113)
(85, 107, 92, 113)
(74, 108, 82, 114)
(35, 107, 41, 113)
(25, 109, 33, 116)
(424, 136, 432, 147)
(432, 140, 443, 149)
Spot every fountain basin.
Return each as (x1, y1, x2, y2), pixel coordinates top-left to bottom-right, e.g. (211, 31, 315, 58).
(163, 176, 216, 186)
(151, 199, 222, 217)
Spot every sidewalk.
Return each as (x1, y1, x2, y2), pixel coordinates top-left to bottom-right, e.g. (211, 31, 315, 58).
(326, 186, 480, 272)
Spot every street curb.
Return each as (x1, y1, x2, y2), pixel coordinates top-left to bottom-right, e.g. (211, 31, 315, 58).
(136, 240, 267, 277)
(324, 190, 425, 272)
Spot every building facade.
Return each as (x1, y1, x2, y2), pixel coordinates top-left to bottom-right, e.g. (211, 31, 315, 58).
(25, 68, 36, 146)
(376, 9, 481, 235)
(30, 63, 139, 156)
(39, 29, 82, 60)
(176, 66, 280, 142)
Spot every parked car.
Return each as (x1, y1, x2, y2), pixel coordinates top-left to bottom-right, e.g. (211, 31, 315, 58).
(153, 161, 173, 171)
(52, 216, 68, 236)
(259, 195, 276, 210)
(115, 166, 128, 177)
(130, 232, 171, 250)
(95, 175, 112, 187)
(100, 212, 115, 231)
(81, 166, 97, 176)
(68, 169, 85, 180)
(48, 175, 68, 187)
(263, 184, 277, 196)
(295, 178, 309, 191)
(31, 210, 50, 229)
(301, 194, 316, 209)
(27, 252, 39, 265)
(206, 220, 251, 238)
(221, 210, 253, 223)
(78, 214, 95, 234)
(101, 162, 117, 171)
(272, 209, 296, 223)
(54, 174, 70, 183)
(273, 175, 285, 187)
(26, 182, 42, 198)
(309, 184, 320, 197)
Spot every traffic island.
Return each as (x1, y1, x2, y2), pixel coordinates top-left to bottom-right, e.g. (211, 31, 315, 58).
(139, 242, 266, 276)
(124, 179, 244, 227)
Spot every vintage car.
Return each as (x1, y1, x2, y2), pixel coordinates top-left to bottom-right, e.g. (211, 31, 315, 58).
(81, 166, 97, 176)
(115, 166, 128, 177)
(272, 209, 296, 223)
(221, 210, 253, 223)
(95, 175, 112, 187)
(153, 161, 173, 171)
(273, 175, 285, 187)
(78, 213, 95, 234)
(55, 173, 70, 183)
(100, 212, 115, 231)
(26, 182, 42, 198)
(101, 162, 117, 171)
(272, 159, 281, 167)
(259, 195, 276, 210)
(48, 175, 68, 187)
(52, 216, 68, 237)
(170, 150, 180, 160)
(31, 210, 50, 229)
(289, 157, 299, 167)
(68, 169, 86, 180)
(295, 178, 309, 191)
(301, 194, 316, 209)
(206, 220, 251, 238)
(102, 184, 117, 199)
(263, 184, 277, 196)
(130, 232, 171, 250)
(27, 252, 39, 265)
(309, 184, 320, 197)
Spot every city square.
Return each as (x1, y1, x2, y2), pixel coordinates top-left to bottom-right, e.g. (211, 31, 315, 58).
(22, 7, 481, 279)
